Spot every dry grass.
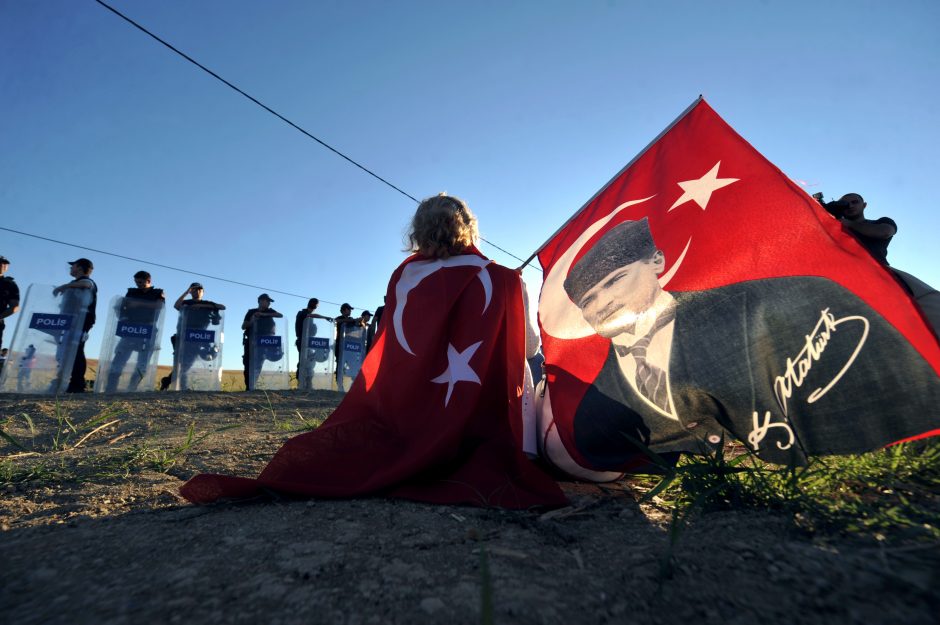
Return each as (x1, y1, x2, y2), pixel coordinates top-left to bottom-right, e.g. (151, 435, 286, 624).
(86, 359, 274, 392)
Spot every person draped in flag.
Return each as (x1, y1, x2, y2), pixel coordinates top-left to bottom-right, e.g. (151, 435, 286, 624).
(181, 194, 566, 509)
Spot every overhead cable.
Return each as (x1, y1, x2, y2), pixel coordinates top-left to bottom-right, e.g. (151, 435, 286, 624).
(94, 0, 418, 204)
(93, 0, 536, 270)
(0, 225, 357, 308)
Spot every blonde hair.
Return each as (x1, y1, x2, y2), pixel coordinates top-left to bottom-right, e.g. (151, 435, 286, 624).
(407, 193, 479, 259)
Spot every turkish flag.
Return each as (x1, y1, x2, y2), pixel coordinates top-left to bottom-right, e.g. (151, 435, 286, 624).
(537, 98, 940, 474)
(182, 248, 566, 509)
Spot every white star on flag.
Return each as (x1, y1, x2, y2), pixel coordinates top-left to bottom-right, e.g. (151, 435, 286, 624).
(431, 341, 483, 406)
(668, 161, 738, 211)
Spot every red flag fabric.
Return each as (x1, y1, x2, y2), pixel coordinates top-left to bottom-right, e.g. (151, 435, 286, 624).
(182, 249, 567, 509)
(537, 98, 940, 475)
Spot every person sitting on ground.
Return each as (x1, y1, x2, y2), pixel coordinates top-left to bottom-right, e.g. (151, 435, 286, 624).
(180, 193, 566, 509)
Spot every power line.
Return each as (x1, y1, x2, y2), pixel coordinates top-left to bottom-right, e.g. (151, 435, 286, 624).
(94, 0, 418, 205)
(92, 0, 537, 271)
(0, 225, 359, 309)
(479, 237, 536, 269)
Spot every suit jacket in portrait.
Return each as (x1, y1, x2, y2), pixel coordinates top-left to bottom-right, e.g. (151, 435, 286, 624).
(573, 276, 940, 468)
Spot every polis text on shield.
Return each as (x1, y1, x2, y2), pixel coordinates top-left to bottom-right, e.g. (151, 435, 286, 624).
(185, 329, 215, 343)
(29, 313, 72, 331)
(117, 323, 152, 338)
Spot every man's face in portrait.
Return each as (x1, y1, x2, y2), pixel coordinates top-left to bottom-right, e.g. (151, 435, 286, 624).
(576, 251, 665, 339)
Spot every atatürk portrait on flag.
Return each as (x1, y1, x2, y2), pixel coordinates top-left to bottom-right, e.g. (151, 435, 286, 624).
(557, 216, 940, 471)
(535, 99, 940, 481)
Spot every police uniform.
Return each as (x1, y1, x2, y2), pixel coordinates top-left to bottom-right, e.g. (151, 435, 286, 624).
(104, 287, 165, 392)
(0, 274, 19, 351)
(242, 306, 283, 390)
(64, 276, 97, 393)
(174, 299, 223, 389)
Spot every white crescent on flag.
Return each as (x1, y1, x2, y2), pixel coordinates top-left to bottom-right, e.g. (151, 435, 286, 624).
(393, 256, 493, 355)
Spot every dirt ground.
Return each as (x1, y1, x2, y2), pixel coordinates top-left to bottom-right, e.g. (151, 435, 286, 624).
(1, 391, 937, 625)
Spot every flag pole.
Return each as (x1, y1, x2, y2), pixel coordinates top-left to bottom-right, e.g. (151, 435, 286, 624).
(516, 95, 704, 271)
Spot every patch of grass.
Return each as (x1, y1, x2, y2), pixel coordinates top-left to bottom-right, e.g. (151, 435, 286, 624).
(261, 390, 325, 433)
(112, 422, 241, 475)
(0, 409, 240, 486)
(0, 426, 28, 451)
(20, 413, 36, 436)
(273, 410, 324, 433)
(634, 439, 940, 542)
(261, 390, 278, 422)
(48, 399, 76, 451)
(1, 401, 128, 455)
(220, 369, 246, 392)
(55, 401, 127, 453)
(0, 458, 73, 484)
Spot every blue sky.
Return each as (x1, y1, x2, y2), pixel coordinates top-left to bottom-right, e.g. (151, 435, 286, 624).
(2, 0, 938, 373)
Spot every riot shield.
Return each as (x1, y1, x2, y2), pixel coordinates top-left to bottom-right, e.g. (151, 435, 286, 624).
(95, 295, 165, 393)
(336, 323, 366, 392)
(247, 315, 288, 391)
(172, 304, 225, 391)
(0, 284, 90, 395)
(298, 317, 335, 391)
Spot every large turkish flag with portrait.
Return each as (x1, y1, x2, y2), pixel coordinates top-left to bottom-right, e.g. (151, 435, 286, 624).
(536, 98, 940, 476)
